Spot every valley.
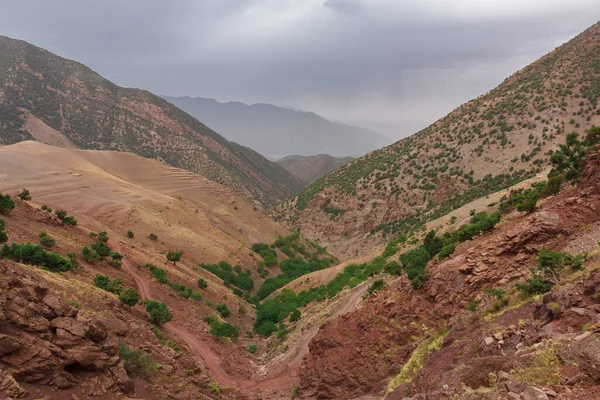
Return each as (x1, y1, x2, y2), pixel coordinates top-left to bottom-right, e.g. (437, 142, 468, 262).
(0, 17, 600, 400)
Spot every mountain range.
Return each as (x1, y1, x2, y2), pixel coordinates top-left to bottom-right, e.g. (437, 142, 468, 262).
(0, 35, 302, 207)
(161, 95, 392, 159)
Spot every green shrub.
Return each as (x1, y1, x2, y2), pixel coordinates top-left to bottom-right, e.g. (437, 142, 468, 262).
(146, 300, 173, 325)
(466, 297, 480, 312)
(18, 189, 31, 201)
(93, 274, 124, 294)
(257, 321, 278, 337)
(216, 303, 231, 318)
(1, 242, 71, 272)
(54, 209, 77, 226)
(149, 233, 158, 241)
(118, 344, 157, 377)
(0, 194, 15, 214)
(289, 309, 301, 322)
(119, 288, 140, 307)
(247, 344, 257, 354)
(197, 278, 208, 289)
(209, 320, 239, 340)
(517, 273, 553, 295)
(438, 243, 456, 260)
(41, 205, 52, 213)
(81, 246, 100, 263)
(38, 232, 56, 248)
(251, 243, 278, 266)
(126, 231, 134, 238)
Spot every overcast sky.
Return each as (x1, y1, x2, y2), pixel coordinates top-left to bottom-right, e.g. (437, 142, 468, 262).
(1, 0, 598, 140)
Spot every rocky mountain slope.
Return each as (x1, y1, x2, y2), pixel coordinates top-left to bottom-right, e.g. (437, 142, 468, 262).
(0, 36, 302, 207)
(161, 96, 391, 159)
(275, 22, 600, 259)
(0, 141, 340, 399)
(277, 154, 355, 184)
(294, 140, 600, 399)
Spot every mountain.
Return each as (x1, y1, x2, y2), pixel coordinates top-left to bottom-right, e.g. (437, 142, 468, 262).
(0, 36, 302, 207)
(275, 22, 600, 259)
(161, 95, 392, 158)
(277, 154, 355, 184)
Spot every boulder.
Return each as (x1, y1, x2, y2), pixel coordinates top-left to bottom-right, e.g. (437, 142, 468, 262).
(0, 369, 26, 398)
(0, 335, 22, 357)
(521, 386, 549, 400)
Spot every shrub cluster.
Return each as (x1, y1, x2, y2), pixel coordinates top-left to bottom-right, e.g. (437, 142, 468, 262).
(94, 274, 124, 294)
(146, 264, 203, 301)
(1, 242, 71, 272)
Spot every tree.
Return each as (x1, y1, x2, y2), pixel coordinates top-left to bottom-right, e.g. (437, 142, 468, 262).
(0, 194, 15, 214)
(41, 205, 52, 213)
(149, 233, 158, 241)
(18, 189, 31, 201)
(166, 250, 183, 265)
(91, 241, 111, 258)
(197, 278, 208, 289)
(127, 231, 134, 238)
(97, 232, 109, 242)
(119, 288, 140, 307)
(146, 301, 173, 325)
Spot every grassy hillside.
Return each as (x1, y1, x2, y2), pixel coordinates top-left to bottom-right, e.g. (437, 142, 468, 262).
(275, 22, 600, 259)
(0, 36, 302, 206)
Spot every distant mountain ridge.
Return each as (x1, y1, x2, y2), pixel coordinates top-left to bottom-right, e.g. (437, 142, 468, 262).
(0, 35, 302, 206)
(161, 95, 392, 158)
(277, 154, 355, 184)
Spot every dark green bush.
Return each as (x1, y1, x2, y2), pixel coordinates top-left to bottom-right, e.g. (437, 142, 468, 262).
(209, 320, 239, 340)
(0, 194, 15, 214)
(146, 300, 173, 326)
(438, 243, 456, 260)
(216, 303, 231, 318)
(18, 189, 31, 201)
(38, 232, 56, 248)
(119, 287, 140, 307)
(1, 242, 71, 272)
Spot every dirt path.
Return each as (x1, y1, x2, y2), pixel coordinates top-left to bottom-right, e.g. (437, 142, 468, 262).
(112, 240, 368, 392)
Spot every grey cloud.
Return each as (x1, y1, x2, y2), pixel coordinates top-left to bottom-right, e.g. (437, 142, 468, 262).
(0, 0, 598, 140)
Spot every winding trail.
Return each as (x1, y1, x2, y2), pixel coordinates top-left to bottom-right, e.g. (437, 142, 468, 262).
(111, 240, 367, 392)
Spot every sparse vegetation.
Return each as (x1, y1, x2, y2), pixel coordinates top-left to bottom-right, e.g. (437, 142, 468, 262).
(127, 230, 134, 238)
(149, 233, 158, 241)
